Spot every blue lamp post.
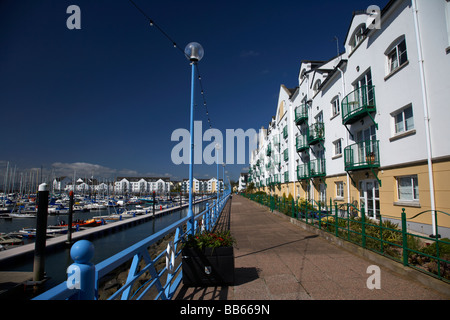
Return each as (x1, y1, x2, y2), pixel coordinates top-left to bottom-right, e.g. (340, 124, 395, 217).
(222, 163, 225, 198)
(185, 42, 204, 235)
(215, 143, 221, 202)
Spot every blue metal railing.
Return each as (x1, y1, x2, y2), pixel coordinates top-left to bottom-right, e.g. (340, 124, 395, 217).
(34, 191, 231, 300)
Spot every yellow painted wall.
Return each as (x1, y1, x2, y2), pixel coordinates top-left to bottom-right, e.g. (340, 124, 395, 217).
(258, 160, 450, 230)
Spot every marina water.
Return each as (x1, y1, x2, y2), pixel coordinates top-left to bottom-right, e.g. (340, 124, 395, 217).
(0, 200, 211, 291)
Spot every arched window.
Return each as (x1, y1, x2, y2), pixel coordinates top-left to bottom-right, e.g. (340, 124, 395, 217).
(349, 23, 366, 51)
(313, 79, 321, 94)
(385, 35, 408, 74)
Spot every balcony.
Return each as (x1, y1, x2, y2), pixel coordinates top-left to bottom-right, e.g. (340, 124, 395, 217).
(273, 174, 281, 185)
(273, 134, 280, 150)
(297, 164, 309, 180)
(296, 135, 308, 152)
(308, 123, 325, 145)
(344, 140, 380, 171)
(295, 104, 308, 125)
(342, 85, 376, 125)
(284, 171, 289, 183)
(309, 159, 326, 178)
(283, 148, 289, 161)
(283, 126, 288, 139)
(266, 143, 272, 156)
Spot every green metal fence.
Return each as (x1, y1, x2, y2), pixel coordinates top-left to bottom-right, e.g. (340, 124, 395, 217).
(243, 193, 450, 284)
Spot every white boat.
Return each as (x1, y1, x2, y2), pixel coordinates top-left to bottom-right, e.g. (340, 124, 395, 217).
(48, 204, 70, 215)
(18, 227, 68, 238)
(9, 213, 36, 218)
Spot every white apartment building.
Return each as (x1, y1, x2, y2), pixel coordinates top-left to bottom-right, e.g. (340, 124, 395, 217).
(249, 0, 450, 235)
(114, 177, 171, 194)
(182, 177, 224, 194)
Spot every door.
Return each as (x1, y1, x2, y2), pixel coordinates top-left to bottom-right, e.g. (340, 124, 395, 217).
(355, 70, 374, 106)
(356, 125, 377, 165)
(359, 180, 380, 219)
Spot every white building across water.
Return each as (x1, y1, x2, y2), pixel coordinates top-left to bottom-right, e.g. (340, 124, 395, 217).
(248, 0, 450, 236)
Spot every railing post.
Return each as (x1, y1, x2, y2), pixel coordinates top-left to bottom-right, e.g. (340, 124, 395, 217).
(67, 240, 96, 300)
(212, 200, 216, 226)
(335, 202, 339, 237)
(401, 209, 409, 266)
(379, 214, 384, 254)
(291, 199, 295, 218)
(33, 183, 49, 285)
(205, 203, 210, 231)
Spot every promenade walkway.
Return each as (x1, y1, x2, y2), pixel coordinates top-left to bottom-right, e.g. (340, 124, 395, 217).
(175, 195, 449, 300)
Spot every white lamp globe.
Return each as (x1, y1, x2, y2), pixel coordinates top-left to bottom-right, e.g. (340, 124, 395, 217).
(185, 42, 204, 62)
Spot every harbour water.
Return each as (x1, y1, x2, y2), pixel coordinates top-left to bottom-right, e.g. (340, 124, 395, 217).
(0, 200, 212, 292)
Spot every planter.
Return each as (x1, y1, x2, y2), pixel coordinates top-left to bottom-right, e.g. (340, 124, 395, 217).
(181, 246, 235, 286)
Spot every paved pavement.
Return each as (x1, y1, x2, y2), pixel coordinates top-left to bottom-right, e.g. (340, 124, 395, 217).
(175, 195, 449, 300)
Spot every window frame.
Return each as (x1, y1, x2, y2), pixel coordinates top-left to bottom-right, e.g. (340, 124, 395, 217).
(385, 36, 408, 76)
(331, 96, 340, 118)
(396, 175, 419, 202)
(349, 24, 366, 52)
(333, 139, 342, 157)
(392, 104, 414, 136)
(335, 181, 344, 199)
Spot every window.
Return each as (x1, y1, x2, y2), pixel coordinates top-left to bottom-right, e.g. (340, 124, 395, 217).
(335, 182, 344, 198)
(354, 70, 375, 106)
(333, 139, 342, 156)
(319, 183, 326, 204)
(397, 176, 419, 201)
(394, 105, 414, 134)
(350, 24, 366, 51)
(387, 38, 408, 73)
(331, 97, 340, 117)
(313, 79, 321, 94)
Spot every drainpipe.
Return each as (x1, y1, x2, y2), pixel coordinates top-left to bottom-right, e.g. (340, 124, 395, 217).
(338, 66, 351, 204)
(412, 0, 437, 236)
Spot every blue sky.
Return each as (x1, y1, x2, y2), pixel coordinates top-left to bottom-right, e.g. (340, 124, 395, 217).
(0, 0, 389, 184)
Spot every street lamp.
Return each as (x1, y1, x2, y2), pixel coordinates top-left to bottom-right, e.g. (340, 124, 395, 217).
(185, 42, 204, 235)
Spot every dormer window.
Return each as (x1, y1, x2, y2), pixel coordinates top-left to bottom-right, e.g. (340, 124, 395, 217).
(313, 79, 321, 94)
(349, 24, 366, 51)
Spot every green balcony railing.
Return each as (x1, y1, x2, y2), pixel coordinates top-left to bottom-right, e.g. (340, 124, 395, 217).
(274, 154, 281, 166)
(309, 159, 326, 177)
(296, 135, 308, 152)
(283, 125, 288, 139)
(273, 134, 280, 149)
(308, 123, 325, 145)
(284, 171, 289, 183)
(344, 140, 380, 171)
(283, 148, 289, 161)
(295, 104, 308, 125)
(266, 143, 272, 156)
(273, 174, 281, 185)
(297, 164, 309, 180)
(342, 85, 376, 125)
